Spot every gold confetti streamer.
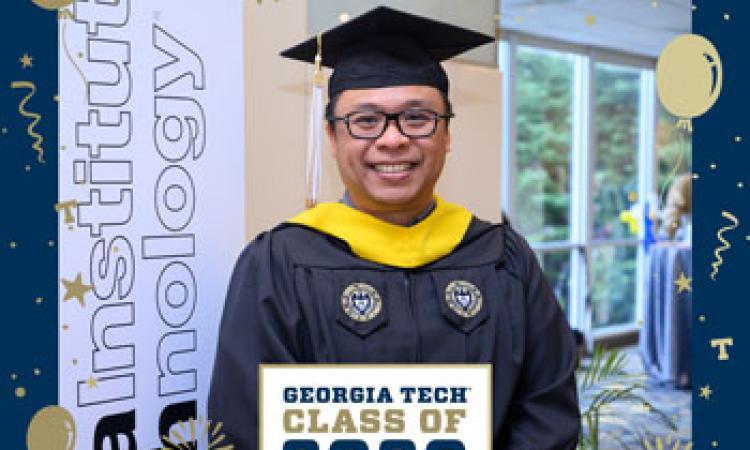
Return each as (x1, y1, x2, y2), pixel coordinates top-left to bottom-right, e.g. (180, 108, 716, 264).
(10, 81, 45, 163)
(59, 9, 89, 102)
(710, 210, 739, 280)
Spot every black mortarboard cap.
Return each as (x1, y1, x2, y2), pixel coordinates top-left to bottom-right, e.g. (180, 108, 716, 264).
(280, 6, 495, 98)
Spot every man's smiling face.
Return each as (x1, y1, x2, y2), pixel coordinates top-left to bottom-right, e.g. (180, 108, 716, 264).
(326, 85, 451, 221)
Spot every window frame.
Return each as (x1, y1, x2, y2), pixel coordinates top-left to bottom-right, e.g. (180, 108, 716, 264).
(500, 32, 660, 343)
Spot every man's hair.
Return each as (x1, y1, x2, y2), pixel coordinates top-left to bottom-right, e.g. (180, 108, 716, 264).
(325, 90, 453, 129)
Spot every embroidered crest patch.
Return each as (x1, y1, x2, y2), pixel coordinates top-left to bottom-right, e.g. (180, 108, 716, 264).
(341, 283, 383, 322)
(445, 280, 483, 318)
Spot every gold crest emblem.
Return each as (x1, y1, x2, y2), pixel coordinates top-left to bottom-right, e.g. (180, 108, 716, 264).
(445, 280, 482, 318)
(341, 283, 382, 322)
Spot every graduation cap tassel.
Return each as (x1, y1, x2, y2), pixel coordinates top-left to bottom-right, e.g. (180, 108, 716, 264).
(305, 34, 325, 209)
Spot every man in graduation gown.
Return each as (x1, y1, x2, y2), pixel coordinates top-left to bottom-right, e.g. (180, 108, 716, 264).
(209, 6, 580, 449)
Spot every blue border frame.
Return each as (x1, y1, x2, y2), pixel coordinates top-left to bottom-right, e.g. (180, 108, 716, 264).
(0, 2, 59, 448)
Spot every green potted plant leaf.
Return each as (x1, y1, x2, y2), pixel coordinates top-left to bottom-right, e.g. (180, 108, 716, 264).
(577, 346, 678, 449)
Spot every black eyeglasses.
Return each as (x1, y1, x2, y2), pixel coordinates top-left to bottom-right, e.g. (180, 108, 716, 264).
(328, 108, 454, 139)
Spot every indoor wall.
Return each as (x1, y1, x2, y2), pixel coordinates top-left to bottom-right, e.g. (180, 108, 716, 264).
(243, 1, 503, 239)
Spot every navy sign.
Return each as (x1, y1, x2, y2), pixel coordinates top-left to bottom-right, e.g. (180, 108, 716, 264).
(445, 281, 482, 318)
(342, 283, 382, 322)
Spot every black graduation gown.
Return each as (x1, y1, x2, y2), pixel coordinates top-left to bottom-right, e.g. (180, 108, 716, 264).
(208, 217, 580, 449)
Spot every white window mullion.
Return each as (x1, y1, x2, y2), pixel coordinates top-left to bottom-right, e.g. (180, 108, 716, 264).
(580, 52, 596, 350)
(569, 51, 591, 342)
(636, 69, 657, 327)
(500, 38, 516, 220)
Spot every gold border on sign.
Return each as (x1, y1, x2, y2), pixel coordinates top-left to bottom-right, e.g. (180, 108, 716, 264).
(258, 363, 493, 450)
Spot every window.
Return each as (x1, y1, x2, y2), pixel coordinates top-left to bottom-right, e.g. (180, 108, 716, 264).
(593, 63, 640, 241)
(591, 62, 641, 329)
(501, 36, 686, 337)
(513, 46, 574, 244)
(510, 45, 576, 317)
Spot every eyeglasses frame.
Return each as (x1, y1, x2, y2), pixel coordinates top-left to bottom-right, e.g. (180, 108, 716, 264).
(327, 108, 455, 140)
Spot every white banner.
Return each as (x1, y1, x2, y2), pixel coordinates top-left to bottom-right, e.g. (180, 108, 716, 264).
(261, 365, 492, 450)
(58, 0, 244, 448)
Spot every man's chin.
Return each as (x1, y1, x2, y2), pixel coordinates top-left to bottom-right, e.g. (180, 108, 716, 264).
(365, 192, 429, 211)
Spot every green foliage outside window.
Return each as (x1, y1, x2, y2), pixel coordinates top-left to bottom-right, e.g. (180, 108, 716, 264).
(591, 65, 639, 328)
(593, 64, 640, 242)
(512, 44, 691, 329)
(513, 48, 647, 328)
(514, 46, 573, 243)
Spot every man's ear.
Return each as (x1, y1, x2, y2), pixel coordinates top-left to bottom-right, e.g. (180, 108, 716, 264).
(445, 125, 452, 154)
(326, 122, 338, 158)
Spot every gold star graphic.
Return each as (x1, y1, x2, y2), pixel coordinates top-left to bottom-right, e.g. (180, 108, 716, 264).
(585, 14, 596, 25)
(675, 272, 692, 293)
(61, 272, 93, 307)
(699, 384, 713, 400)
(87, 376, 98, 388)
(19, 53, 33, 68)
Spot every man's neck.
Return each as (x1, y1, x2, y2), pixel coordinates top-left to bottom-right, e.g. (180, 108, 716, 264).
(341, 192, 436, 226)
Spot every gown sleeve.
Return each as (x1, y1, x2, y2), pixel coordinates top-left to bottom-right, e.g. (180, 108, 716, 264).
(500, 227, 581, 449)
(208, 231, 304, 450)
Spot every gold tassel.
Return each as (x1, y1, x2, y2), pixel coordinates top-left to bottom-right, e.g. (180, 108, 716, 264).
(305, 33, 325, 209)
